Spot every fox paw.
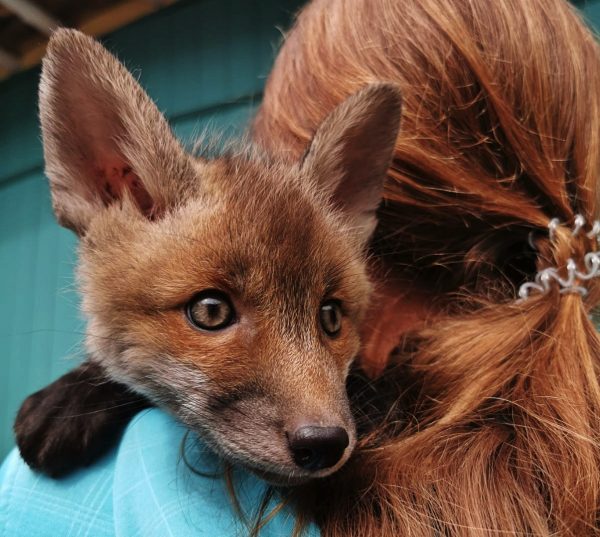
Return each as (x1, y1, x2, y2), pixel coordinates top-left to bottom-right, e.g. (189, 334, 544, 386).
(14, 360, 150, 477)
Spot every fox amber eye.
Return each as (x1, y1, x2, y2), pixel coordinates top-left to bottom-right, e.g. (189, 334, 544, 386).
(320, 300, 342, 337)
(187, 291, 235, 331)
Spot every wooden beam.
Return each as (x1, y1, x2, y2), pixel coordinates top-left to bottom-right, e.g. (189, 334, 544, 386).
(79, 0, 167, 36)
(0, 0, 177, 81)
(0, 0, 61, 36)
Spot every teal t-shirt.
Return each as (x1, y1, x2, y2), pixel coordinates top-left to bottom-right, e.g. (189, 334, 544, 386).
(0, 409, 319, 536)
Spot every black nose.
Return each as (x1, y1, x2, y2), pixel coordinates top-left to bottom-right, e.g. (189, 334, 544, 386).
(287, 426, 349, 471)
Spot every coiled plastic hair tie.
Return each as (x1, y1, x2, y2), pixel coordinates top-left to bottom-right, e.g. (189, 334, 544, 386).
(518, 215, 600, 301)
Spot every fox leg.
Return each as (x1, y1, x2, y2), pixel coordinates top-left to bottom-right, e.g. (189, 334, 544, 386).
(14, 359, 150, 477)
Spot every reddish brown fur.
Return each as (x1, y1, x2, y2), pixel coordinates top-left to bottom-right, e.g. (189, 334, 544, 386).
(253, 0, 600, 534)
(35, 29, 402, 485)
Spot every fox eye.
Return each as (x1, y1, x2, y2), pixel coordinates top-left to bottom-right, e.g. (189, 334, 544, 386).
(187, 291, 235, 331)
(320, 300, 342, 337)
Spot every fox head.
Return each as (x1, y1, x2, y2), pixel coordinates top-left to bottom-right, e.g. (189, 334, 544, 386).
(40, 29, 401, 483)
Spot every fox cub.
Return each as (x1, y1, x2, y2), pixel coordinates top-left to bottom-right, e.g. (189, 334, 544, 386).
(14, 29, 401, 484)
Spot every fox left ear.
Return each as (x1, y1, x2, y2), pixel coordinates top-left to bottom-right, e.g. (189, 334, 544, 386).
(302, 84, 402, 245)
(39, 29, 195, 235)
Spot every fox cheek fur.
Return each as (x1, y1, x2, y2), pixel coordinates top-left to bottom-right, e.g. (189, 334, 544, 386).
(16, 29, 401, 481)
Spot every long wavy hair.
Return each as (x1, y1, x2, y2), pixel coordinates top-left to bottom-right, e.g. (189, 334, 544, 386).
(253, 0, 600, 535)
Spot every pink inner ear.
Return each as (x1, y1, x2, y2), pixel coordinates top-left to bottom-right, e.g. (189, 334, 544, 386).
(94, 155, 155, 216)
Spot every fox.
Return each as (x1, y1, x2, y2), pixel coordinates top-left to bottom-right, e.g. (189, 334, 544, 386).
(12, 29, 402, 485)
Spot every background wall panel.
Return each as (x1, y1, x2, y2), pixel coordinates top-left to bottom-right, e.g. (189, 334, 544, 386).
(578, 0, 600, 25)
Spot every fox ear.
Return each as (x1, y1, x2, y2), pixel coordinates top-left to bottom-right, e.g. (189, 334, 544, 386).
(302, 84, 402, 245)
(40, 29, 195, 235)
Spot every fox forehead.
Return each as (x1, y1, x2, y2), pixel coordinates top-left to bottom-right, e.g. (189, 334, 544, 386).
(79, 154, 371, 323)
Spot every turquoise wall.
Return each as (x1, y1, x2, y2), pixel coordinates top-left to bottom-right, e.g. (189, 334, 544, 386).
(578, 1, 600, 31)
(0, 0, 305, 459)
(0, 0, 599, 459)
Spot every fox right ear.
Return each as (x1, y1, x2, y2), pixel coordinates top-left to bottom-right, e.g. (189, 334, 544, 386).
(302, 84, 402, 245)
(40, 29, 195, 235)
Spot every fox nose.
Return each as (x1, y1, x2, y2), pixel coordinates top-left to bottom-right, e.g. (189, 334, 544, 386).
(287, 426, 349, 471)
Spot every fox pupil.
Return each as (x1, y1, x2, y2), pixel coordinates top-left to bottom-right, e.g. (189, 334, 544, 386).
(187, 291, 234, 330)
(320, 301, 342, 337)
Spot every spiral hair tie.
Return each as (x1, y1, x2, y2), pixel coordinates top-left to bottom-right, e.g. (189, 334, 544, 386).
(518, 215, 600, 300)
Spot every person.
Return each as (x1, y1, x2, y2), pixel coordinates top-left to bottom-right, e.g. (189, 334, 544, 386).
(252, 0, 600, 535)
(4, 0, 600, 535)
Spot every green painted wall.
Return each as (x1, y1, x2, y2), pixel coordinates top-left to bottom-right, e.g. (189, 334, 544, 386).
(0, 0, 599, 459)
(577, 0, 600, 26)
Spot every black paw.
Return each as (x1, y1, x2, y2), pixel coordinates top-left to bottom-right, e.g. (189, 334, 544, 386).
(14, 360, 151, 477)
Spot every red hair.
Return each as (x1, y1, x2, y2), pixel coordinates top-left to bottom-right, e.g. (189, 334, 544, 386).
(254, 0, 600, 534)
